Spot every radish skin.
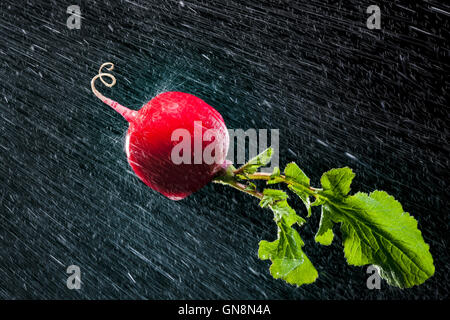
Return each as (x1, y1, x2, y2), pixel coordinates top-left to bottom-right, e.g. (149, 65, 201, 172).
(91, 62, 229, 200)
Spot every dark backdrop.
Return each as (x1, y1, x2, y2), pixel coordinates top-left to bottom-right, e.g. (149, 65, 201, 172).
(0, 0, 448, 299)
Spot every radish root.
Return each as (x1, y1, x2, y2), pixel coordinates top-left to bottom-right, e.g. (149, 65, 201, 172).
(91, 62, 117, 98)
(91, 62, 137, 123)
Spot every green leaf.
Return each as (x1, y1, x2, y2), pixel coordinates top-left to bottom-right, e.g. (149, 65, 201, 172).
(314, 206, 334, 245)
(258, 217, 318, 286)
(284, 163, 310, 186)
(320, 167, 355, 199)
(236, 148, 273, 175)
(311, 198, 325, 207)
(283, 163, 312, 216)
(259, 189, 287, 208)
(260, 189, 305, 226)
(324, 190, 435, 288)
(216, 157, 434, 290)
(271, 166, 280, 178)
(268, 167, 283, 185)
(288, 185, 312, 217)
(272, 201, 306, 226)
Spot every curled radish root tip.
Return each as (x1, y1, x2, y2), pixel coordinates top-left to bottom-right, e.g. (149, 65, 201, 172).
(91, 62, 117, 101)
(91, 62, 137, 123)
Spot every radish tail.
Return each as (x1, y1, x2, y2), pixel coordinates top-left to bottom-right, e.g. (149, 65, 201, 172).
(91, 62, 137, 123)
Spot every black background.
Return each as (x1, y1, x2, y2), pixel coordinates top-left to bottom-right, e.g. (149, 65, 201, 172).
(0, 0, 448, 299)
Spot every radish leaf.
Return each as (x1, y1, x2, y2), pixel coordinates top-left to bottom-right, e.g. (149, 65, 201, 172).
(259, 216, 318, 286)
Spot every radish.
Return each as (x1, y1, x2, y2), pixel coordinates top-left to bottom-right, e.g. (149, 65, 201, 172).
(91, 63, 229, 200)
(90, 63, 434, 291)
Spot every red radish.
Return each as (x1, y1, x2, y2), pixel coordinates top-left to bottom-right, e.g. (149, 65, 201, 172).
(91, 63, 229, 200)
